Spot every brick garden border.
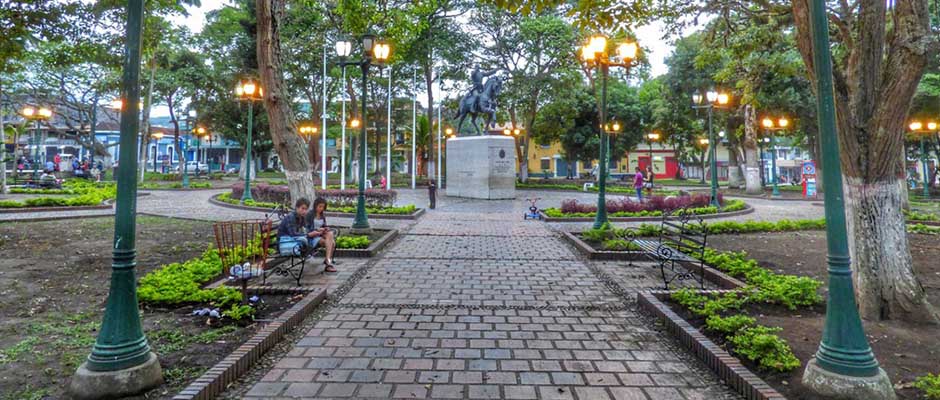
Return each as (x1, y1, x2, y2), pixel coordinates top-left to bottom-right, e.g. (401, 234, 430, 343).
(539, 202, 754, 222)
(209, 193, 426, 220)
(637, 290, 787, 400)
(0, 203, 112, 213)
(172, 287, 328, 400)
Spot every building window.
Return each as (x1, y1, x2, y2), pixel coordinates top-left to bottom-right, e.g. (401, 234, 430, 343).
(540, 158, 551, 170)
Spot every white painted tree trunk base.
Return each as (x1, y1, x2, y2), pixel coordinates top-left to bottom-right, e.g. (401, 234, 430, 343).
(744, 167, 762, 195)
(843, 177, 939, 323)
(728, 166, 744, 189)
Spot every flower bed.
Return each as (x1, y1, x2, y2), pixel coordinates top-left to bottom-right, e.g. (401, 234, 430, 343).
(230, 182, 397, 207)
(215, 192, 418, 216)
(543, 194, 747, 219)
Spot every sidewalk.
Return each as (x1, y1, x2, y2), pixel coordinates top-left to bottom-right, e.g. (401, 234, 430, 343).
(229, 203, 740, 399)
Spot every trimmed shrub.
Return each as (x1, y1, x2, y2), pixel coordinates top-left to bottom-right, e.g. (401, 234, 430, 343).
(230, 183, 398, 207)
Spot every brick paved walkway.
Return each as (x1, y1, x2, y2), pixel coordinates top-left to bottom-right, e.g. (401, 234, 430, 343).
(237, 205, 740, 400)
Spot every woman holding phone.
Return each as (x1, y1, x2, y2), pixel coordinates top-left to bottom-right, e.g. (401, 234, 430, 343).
(306, 197, 337, 272)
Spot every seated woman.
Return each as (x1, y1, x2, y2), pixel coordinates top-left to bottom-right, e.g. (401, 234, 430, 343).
(306, 197, 337, 272)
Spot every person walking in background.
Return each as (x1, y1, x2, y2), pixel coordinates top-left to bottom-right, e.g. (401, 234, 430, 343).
(380, 174, 387, 190)
(634, 167, 645, 202)
(428, 179, 437, 209)
(645, 165, 655, 196)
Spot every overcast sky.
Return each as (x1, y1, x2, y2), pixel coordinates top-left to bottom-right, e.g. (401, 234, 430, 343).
(160, 1, 689, 117)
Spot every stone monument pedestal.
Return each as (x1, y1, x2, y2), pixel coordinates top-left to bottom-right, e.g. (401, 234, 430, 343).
(446, 136, 516, 199)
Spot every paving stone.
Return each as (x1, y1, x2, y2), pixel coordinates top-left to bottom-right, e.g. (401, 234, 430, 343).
(467, 384, 501, 399)
(282, 382, 321, 397)
(504, 385, 538, 400)
(576, 387, 613, 400)
(245, 382, 288, 397)
(318, 383, 356, 397)
(357, 383, 394, 398)
(431, 384, 465, 399)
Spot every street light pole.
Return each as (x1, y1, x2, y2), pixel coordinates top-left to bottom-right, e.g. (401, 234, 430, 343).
(69, 0, 163, 397)
(770, 131, 780, 197)
(243, 103, 253, 202)
(908, 121, 938, 199)
(579, 35, 638, 228)
(707, 106, 719, 207)
(336, 33, 391, 232)
(801, 0, 893, 397)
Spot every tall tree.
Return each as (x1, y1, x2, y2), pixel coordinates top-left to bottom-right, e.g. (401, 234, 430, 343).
(791, 0, 939, 322)
(256, 0, 315, 201)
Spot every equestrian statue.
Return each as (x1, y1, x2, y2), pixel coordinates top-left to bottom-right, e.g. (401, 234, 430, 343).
(456, 66, 503, 136)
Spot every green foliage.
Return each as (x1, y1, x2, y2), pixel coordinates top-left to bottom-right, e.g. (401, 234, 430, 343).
(0, 181, 116, 208)
(905, 210, 940, 222)
(702, 219, 826, 234)
(914, 373, 940, 399)
(222, 304, 255, 321)
(9, 188, 75, 195)
(216, 192, 417, 215)
(705, 314, 756, 335)
(909, 223, 940, 235)
(137, 246, 254, 320)
(0, 337, 40, 365)
(602, 239, 640, 251)
(336, 235, 371, 249)
(699, 248, 822, 309)
(150, 325, 237, 353)
(728, 326, 801, 372)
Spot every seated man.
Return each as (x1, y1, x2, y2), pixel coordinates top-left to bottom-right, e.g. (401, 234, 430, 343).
(277, 198, 315, 257)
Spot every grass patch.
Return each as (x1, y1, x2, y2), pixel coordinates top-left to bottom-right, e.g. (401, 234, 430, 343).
(150, 325, 237, 353)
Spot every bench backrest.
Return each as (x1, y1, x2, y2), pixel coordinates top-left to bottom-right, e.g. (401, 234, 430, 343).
(658, 208, 707, 255)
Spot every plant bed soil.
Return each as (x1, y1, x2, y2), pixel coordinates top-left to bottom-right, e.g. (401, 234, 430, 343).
(0, 216, 302, 399)
(209, 193, 425, 220)
(702, 231, 940, 399)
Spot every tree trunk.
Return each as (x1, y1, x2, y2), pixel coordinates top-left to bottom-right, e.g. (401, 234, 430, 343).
(239, 151, 255, 180)
(844, 177, 939, 322)
(727, 149, 744, 189)
(743, 105, 762, 194)
(256, 0, 314, 202)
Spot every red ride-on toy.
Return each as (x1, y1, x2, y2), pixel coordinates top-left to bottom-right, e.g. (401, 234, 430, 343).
(523, 197, 542, 220)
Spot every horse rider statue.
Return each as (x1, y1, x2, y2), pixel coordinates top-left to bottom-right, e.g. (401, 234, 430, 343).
(456, 65, 503, 136)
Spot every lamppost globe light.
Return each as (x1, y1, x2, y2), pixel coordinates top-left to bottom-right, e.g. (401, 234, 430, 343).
(580, 46, 595, 62)
(762, 118, 774, 128)
(361, 33, 376, 58)
(706, 90, 718, 103)
(21, 106, 35, 117)
(616, 42, 638, 61)
(699, 138, 709, 145)
(38, 107, 52, 118)
(335, 40, 352, 57)
(589, 35, 607, 54)
(718, 130, 726, 138)
(910, 121, 923, 131)
(445, 127, 453, 136)
(717, 93, 730, 105)
(928, 122, 938, 131)
(503, 129, 511, 136)
(196, 127, 206, 135)
(692, 92, 703, 105)
(349, 118, 361, 128)
(611, 122, 621, 132)
(778, 117, 789, 128)
(514, 129, 521, 136)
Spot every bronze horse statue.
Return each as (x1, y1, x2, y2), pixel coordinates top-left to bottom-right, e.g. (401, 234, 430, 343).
(455, 76, 502, 136)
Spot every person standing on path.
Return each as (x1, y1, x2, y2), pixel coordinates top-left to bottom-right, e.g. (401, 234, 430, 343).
(634, 167, 645, 202)
(645, 165, 655, 196)
(428, 179, 437, 209)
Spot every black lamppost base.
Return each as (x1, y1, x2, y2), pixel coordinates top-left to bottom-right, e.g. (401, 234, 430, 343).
(69, 352, 163, 400)
(802, 358, 895, 400)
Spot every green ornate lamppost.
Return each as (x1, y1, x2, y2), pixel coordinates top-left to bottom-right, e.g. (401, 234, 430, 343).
(335, 32, 392, 232)
(235, 78, 263, 203)
(761, 115, 790, 197)
(69, 1, 164, 398)
(579, 34, 638, 228)
(801, 1, 894, 398)
(908, 120, 938, 199)
(691, 89, 731, 208)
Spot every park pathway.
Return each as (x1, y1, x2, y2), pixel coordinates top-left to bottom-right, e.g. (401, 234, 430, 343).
(237, 199, 739, 400)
